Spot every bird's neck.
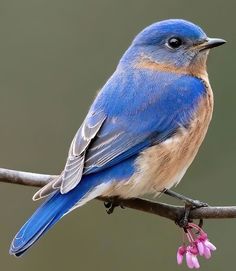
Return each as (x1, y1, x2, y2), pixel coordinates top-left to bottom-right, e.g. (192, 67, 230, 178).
(134, 56, 209, 81)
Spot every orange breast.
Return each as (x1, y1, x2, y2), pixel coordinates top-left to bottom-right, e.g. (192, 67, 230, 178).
(103, 80, 213, 199)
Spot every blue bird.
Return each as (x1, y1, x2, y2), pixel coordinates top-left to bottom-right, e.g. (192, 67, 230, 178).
(10, 19, 225, 256)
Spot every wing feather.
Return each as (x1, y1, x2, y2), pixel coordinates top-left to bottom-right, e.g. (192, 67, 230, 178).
(33, 69, 206, 200)
(33, 111, 106, 200)
(60, 111, 106, 193)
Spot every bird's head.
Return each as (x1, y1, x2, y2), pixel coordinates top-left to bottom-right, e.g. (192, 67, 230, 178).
(120, 19, 226, 77)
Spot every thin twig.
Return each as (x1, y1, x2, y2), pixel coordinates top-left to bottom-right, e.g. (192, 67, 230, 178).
(0, 167, 236, 222)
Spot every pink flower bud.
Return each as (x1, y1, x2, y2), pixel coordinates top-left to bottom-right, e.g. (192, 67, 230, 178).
(177, 246, 186, 265)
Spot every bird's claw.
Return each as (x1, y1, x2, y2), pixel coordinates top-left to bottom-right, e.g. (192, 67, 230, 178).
(176, 203, 192, 228)
(185, 199, 208, 209)
(104, 197, 124, 214)
(176, 202, 207, 229)
(176, 216, 189, 229)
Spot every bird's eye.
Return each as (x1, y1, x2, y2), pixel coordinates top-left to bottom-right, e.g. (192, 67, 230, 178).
(167, 37, 183, 49)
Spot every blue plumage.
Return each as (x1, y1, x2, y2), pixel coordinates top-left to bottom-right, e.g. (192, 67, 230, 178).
(10, 157, 136, 256)
(84, 70, 206, 173)
(10, 19, 225, 256)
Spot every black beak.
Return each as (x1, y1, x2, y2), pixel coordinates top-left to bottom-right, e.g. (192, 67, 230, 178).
(198, 38, 226, 51)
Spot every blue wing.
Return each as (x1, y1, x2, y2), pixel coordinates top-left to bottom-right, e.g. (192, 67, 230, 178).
(33, 69, 206, 200)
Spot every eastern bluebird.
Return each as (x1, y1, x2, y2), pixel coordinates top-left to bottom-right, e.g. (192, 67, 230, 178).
(10, 19, 225, 256)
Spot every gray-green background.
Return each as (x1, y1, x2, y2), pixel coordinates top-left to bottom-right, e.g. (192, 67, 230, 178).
(0, 1, 235, 270)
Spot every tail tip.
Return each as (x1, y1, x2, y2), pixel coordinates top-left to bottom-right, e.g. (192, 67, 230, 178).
(9, 243, 22, 257)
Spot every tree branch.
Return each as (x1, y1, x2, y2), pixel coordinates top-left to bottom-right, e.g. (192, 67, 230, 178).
(0, 167, 236, 222)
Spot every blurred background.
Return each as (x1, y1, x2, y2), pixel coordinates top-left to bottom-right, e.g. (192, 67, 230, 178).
(0, 0, 234, 270)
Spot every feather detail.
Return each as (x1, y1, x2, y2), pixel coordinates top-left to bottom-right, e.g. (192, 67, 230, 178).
(60, 111, 107, 194)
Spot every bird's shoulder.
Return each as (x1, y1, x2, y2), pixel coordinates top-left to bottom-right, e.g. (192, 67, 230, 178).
(93, 67, 208, 116)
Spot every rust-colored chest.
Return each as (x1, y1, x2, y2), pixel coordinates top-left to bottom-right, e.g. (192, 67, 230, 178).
(135, 80, 214, 194)
(105, 79, 214, 199)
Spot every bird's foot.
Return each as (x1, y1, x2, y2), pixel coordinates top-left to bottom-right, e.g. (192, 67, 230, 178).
(184, 198, 208, 209)
(104, 197, 125, 214)
(163, 189, 208, 208)
(162, 189, 208, 228)
(175, 203, 206, 229)
(176, 203, 193, 228)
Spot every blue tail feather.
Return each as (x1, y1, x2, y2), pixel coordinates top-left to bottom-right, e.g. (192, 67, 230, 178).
(9, 179, 95, 257)
(10, 157, 136, 257)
